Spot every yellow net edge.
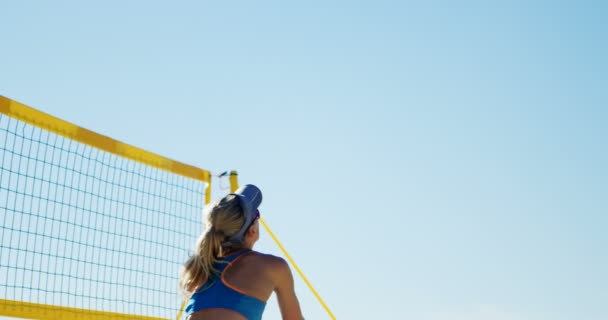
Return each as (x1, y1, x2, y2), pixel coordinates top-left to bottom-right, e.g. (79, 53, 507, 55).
(0, 95, 210, 185)
(0, 299, 166, 320)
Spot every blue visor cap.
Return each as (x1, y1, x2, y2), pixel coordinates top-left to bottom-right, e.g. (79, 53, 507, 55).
(224, 184, 262, 246)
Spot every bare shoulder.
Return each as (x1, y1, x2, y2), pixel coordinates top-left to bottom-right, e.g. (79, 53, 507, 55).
(252, 253, 302, 318)
(250, 252, 290, 273)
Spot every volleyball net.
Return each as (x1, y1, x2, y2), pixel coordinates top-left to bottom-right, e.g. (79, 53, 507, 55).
(0, 95, 335, 320)
(0, 96, 210, 319)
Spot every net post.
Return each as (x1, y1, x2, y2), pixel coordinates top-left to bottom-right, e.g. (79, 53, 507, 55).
(205, 175, 212, 204)
(229, 170, 239, 192)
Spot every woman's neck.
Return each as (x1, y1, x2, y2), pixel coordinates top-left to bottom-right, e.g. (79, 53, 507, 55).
(221, 246, 252, 257)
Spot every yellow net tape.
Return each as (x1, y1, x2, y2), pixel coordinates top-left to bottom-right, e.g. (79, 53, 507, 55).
(0, 299, 165, 320)
(0, 96, 211, 188)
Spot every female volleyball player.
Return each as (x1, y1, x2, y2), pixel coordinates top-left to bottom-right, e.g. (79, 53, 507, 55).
(180, 184, 304, 320)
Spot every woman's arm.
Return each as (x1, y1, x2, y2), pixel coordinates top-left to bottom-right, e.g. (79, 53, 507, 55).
(272, 258, 304, 320)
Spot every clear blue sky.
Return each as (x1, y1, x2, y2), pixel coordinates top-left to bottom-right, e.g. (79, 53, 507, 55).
(1, 1, 607, 319)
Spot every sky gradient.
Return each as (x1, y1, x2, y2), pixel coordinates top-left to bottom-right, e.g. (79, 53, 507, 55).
(1, 1, 607, 319)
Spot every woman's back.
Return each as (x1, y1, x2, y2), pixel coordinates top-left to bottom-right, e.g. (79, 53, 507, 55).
(186, 250, 291, 320)
(222, 250, 278, 302)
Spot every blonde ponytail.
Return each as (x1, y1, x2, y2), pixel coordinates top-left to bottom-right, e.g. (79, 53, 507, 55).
(180, 195, 246, 296)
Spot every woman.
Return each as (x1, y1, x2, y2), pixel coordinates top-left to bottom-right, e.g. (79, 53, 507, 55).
(180, 184, 303, 320)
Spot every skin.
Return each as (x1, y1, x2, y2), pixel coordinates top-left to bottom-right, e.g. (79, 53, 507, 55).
(188, 220, 303, 320)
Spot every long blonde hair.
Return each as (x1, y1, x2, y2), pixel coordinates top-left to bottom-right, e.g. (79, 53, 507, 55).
(180, 195, 246, 296)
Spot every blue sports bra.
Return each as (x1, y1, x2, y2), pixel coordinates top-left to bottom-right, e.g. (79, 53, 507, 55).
(185, 249, 266, 320)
